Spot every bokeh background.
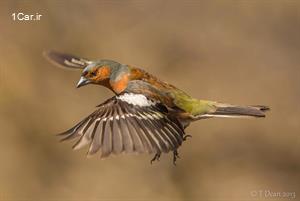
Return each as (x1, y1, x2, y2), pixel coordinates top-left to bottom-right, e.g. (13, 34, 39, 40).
(0, 1, 299, 200)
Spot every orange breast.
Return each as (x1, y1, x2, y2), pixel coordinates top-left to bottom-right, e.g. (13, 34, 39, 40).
(110, 74, 129, 94)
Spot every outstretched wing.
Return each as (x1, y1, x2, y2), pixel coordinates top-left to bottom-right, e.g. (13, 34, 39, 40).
(43, 50, 92, 69)
(59, 93, 185, 158)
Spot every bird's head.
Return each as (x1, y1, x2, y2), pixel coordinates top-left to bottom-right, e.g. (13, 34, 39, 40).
(76, 60, 122, 88)
(44, 51, 131, 93)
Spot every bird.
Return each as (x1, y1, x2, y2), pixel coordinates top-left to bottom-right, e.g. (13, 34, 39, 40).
(44, 50, 269, 165)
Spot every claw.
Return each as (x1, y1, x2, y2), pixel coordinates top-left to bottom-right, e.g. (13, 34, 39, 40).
(183, 134, 192, 141)
(173, 150, 180, 166)
(150, 153, 161, 164)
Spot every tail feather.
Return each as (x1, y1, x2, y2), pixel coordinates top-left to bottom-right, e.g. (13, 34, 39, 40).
(197, 103, 270, 119)
(214, 105, 269, 117)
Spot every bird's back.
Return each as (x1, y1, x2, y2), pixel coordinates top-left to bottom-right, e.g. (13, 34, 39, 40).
(126, 66, 268, 121)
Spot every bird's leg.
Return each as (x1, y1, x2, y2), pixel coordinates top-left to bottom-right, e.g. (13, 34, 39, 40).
(173, 150, 180, 166)
(183, 134, 192, 141)
(150, 153, 161, 164)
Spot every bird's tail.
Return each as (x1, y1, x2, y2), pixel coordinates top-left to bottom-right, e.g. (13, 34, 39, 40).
(197, 103, 270, 119)
(171, 90, 269, 120)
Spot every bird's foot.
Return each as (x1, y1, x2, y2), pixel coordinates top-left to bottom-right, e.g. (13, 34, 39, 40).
(150, 153, 161, 164)
(173, 150, 180, 166)
(183, 134, 192, 141)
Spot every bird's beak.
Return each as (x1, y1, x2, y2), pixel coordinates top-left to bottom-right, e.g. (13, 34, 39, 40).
(77, 76, 91, 88)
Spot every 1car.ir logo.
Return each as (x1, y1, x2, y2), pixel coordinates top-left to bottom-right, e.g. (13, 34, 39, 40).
(12, 12, 42, 21)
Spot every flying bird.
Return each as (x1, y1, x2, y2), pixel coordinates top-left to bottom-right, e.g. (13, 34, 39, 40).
(44, 51, 269, 164)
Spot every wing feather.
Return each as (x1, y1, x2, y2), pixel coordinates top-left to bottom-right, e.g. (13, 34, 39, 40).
(141, 114, 171, 152)
(44, 50, 91, 70)
(72, 119, 97, 150)
(117, 106, 134, 153)
(58, 94, 185, 158)
(112, 106, 123, 154)
(87, 107, 109, 155)
(101, 108, 113, 158)
(151, 115, 181, 148)
(87, 120, 101, 155)
(124, 117, 145, 153)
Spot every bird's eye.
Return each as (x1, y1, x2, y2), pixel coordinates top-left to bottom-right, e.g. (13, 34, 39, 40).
(90, 71, 97, 76)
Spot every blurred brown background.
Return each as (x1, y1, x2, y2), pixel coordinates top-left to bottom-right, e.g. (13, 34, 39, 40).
(0, 0, 299, 200)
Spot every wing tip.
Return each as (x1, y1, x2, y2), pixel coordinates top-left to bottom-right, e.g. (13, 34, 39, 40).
(43, 50, 88, 70)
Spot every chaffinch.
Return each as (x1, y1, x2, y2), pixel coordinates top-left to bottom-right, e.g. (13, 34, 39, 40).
(44, 51, 269, 164)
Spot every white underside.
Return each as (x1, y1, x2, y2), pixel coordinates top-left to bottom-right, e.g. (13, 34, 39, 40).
(117, 93, 155, 107)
